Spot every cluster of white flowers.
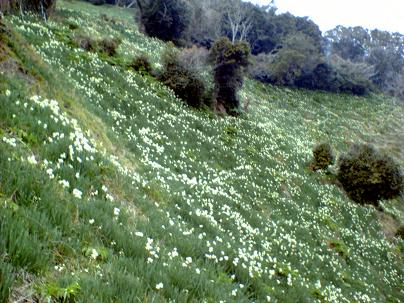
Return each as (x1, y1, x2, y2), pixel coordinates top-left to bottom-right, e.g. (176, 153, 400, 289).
(2, 136, 17, 147)
(181, 256, 192, 268)
(113, 207, 120, 216)
(134, 231, 144, 237)
(54, 264, 66, 272)
(90, 248, 99, 260)
(145, 238, 160, 263)
(27, 155, 38, 165)
(59, 179, 70, 188)
(72, 188, 83, 199)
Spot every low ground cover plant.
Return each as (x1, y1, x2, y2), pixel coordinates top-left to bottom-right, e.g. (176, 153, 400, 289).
(129, 54, 152, 74)
(311, 142, 335, 171)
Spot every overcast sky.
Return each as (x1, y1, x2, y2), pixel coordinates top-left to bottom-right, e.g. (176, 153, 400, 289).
(245, 0, 404, 34)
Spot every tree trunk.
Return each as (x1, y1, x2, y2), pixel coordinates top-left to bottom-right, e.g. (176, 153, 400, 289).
(126, 0, 136, 8)
(0, 0, 11, 13)
(135, 0, 143, 14)
(0, 0, 55, 17)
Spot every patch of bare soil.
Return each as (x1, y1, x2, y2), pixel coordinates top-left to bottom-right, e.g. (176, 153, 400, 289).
(376, 210, 401, 239)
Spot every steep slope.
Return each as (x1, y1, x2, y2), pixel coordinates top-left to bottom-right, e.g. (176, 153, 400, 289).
(1, 1, 403, 302)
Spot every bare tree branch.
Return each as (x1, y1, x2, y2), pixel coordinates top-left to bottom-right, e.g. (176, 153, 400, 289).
(126, 0, 137, 8)
(223, 0, 252, 43)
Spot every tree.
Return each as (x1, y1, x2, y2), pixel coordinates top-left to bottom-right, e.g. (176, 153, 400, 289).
(187, 0, 222, 48)
(221, 0, 252, 43)
(244, 4, 277, 55)
(210, 37, 250, 115)
(135, 0, 192, 45)
(366, 30, 404, 95)
(295, 16, 323, 52)
(1, 0, 56, 19)
(325, 26, 404, 98)
(327, 54, 374, 95)
(325, 26, 370, 61)
(159, 47, 206, 108)
(266, 33, 322, 86)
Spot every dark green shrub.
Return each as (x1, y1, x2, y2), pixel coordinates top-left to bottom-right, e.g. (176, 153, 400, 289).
(294, 62, 336, 91)
(159, 48, 205, 108)
(98, 38, 121, 57)
(328, 54, 374, 96)
(84, 0, 117, 4)
(74, 36, 120, 56)
(263, 33, 322, 87)
(210, 37, 250, 116)
(136, 0, 192, 45)
(129, 55, 152, 74)
(337, 144, 404, 206)
(87, 0, 107, 5)
(75, 35, 97, 52)
(100, 13, 117, 24)
(396, 225, 404, 239)
(328, 239, 349, 260)
(312, 143, 335, 170)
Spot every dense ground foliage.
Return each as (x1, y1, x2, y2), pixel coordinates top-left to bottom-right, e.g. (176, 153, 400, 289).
(0, 1, 403, 302)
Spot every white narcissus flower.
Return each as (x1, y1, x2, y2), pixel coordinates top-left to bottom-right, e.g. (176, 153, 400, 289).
(90, 248, 99, 260)
(155, 282, 164, 290)
(113, 207, 120, 216)
(2, 137, 17, 147)
(27, 155, 38, 165)
(59, 180, 70, 188)
(134, 231, 144, 237)
(46, 168, 54, 179)
(72, 188, 83, 199)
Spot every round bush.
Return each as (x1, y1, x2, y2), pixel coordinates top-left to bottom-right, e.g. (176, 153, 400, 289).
(98, 38, 120, 57)
(75, 35, 97, 52)
(210, 37, 250, 115)
(129, 55, 152, 74)
(396, 225, 404, 239)
(312, 142, 335, 170)
(137, 0, 191, 45)
(159, 49, 205, 108)
(337, 144, 404, 205)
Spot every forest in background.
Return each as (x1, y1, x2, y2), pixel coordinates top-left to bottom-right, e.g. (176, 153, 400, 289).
(75, 0, 404, 99)
(1, 0, 403, 99)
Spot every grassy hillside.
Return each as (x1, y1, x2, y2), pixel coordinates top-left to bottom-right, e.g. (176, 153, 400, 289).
(0, 1, 403, 302)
